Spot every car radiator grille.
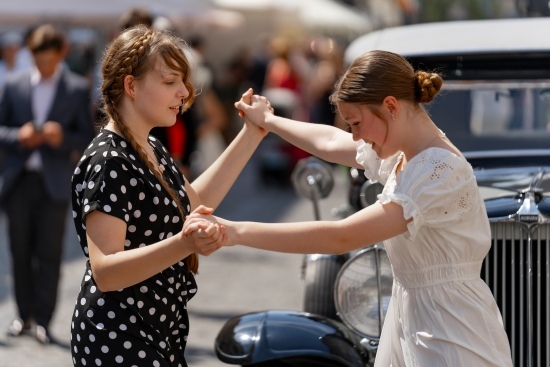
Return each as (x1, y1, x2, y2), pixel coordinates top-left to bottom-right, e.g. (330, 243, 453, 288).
(482, 222, 549, 367)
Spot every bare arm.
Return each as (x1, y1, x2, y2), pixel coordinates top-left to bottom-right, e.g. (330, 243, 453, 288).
(185, 201, 410, 255)
(86, 208, 221, 292)
(189, 89, 267, 211)
(235, 93, 361, 168)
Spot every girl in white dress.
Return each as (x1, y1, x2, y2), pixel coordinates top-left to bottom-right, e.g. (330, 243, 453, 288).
(185, 50, 513, 366)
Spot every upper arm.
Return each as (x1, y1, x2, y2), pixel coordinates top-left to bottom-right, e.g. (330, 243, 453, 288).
(86, 210, 127, 271)
(337, 201, 411, 250)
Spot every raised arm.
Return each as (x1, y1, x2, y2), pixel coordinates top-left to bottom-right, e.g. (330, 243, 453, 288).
(187, 89, 267, 211)
(235, 93, 360, 168)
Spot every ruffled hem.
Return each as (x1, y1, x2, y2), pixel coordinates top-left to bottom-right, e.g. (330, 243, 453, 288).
(378, 192, 424, 241)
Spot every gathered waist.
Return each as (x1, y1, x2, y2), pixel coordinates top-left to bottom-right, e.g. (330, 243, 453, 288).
(392, 261, 482, 289)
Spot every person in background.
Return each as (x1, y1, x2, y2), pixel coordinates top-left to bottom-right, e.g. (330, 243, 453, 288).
(69, 25, 266, 367)
(0, 24, 95, 344)
(185, 50, 514, 366)
(0, 32, 26, 93)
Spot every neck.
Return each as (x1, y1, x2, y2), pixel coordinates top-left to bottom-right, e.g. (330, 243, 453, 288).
(400, 113, 443, 162)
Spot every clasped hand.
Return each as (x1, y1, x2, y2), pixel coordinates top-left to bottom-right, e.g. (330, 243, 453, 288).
(183, 205, 227, 256)
(18, 121, 64, 149)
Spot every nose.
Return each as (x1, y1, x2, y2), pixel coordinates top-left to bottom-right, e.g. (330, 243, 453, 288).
(351, 131, 361, 142)
(178, 83, 189, 99)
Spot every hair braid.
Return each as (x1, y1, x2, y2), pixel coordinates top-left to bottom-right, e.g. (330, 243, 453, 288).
(101, 26, 199, 273)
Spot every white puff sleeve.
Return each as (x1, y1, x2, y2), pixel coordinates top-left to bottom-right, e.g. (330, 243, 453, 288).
(355, 140, 401, 185)
(378, 149, 479, 240)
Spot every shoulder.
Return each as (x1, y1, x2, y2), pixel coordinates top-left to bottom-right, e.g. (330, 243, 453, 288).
(62, 68, 90, 90)
(398, 148, 476, 193)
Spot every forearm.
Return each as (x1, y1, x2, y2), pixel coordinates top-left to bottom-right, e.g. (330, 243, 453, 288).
(231, 220, 355, 255)
(192, 123, 263, 209)
(264, 114, 359, 167)
(91, 233, 192, 292)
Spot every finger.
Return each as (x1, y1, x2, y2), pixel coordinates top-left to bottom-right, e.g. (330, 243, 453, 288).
(192, 205, 214, 215)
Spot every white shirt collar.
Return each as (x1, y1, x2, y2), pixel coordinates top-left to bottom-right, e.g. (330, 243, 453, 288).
(30, 62, 63, 86)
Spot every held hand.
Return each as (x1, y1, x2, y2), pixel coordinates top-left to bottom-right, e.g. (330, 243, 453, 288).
(185, 220, 225, 256)
(42, 121, 64, 148)
(234, 88, 273, 135)
(182, 205, 225, 255)
(18, 122, 44, 149)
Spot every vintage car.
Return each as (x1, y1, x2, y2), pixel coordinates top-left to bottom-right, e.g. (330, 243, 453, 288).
(215, 17, 550, 367)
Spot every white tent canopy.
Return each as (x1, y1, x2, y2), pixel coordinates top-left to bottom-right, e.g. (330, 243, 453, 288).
(0, 0, 211, 28)
(212, 0, 372, 39)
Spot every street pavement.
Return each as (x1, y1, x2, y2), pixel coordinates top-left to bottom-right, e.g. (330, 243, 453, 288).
(0, 146, 349, 367)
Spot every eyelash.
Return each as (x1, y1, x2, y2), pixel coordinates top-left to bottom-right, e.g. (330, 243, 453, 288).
(346, 123, 358, 133)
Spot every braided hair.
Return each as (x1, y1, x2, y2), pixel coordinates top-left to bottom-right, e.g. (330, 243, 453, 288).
(100, 25, 199, 273)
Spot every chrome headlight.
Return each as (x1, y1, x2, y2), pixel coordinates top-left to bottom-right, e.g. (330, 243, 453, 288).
(334, 245, 393, 339)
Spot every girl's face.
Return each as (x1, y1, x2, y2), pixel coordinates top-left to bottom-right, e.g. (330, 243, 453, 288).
(133, 58, 189, 129)
(338, 102, 395, 159)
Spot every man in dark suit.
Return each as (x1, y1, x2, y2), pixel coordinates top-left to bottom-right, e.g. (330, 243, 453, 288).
(0, 24, 94, 344)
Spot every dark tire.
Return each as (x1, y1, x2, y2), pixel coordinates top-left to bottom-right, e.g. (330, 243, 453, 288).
(303, 256, 345, 320)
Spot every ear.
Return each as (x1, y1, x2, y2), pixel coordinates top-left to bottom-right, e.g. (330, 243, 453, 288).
(123, 75, 135, 100)
(382, 96, 399, 120)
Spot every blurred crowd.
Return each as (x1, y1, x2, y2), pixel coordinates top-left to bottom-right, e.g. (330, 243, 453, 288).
(1, 7, 347, 183)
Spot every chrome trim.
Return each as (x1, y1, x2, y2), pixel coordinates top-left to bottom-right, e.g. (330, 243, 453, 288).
(485, 186, 549, 367)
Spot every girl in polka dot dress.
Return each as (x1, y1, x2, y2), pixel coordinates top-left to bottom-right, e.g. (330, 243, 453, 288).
(70, 25, 266, 367)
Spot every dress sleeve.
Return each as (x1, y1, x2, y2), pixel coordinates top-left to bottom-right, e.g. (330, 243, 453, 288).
(75, 156, 142, 223)
(378, 150, 479, 240)
(355, 140, 400, 185)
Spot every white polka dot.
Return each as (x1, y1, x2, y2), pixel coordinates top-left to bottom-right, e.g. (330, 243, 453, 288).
(156, 184, 162, 191)
(164, 215, 169, 223)
(172, 216, 180, 223)
(115, 355, 123, 363)
(103, 205, 111, 212)
(149, 214, 157, 222)
(81, 358, 87, 365)
(97, 298, 105, 306)
(138, 351, 146, 358)
(119, 324, 127, 331)
(133, 210, 141, 218)
(96, 323, 104, 330)
(149, 308, 156, 315)
(110, 194, 117, 202)
(110, 151, 118, 157)
(110, 171, 117, 178)
(129, 316, 137, 323)
(140, 286, 148, 293)
(80, 298, 87, 306)
(127, 297, 134, 305)
(108, 311, 115, 319)
(153, 361, 160, 367)
(94, 165, 101, 172)
(89, 334, 95, 342)
(164, 198, 170, 205)
(85, 346, 90, 354)
(139, 192, 145, 200)
(109, 331, 117, 339)
(153, 197, 160, 205)
(90, 286, 97, 293)
(87, 310, 94, 318)
(137, 301, 144, 308)
(159, 341, 166, 349)
(88, 181, 95, 189)
(128, 225, 136, 232)
(160, 314, 166, 322)
(130, 178, 138, 186)
(144, 230, 152, 236)
(121, 185, 126, 193)
(124, 341, 132, 349)
(101, 345, 109, 353)
(95, 358, 102, 366)
(84, 205, 90, 212)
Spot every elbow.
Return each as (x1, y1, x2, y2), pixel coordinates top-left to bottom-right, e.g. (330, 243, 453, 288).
(90, 264, 117, 293)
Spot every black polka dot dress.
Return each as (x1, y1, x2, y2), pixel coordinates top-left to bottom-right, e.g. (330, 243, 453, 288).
(70, 129, 196, 367)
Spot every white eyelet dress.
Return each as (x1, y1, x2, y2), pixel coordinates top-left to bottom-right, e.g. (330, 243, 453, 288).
(355, 141, 513, 367)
